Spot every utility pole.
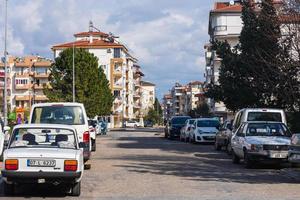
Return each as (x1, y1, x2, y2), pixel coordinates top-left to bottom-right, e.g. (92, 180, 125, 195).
(72, 42, 75, 102)
(3, 0, 8, 126)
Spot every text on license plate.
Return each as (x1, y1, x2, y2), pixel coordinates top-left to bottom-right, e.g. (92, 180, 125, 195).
(270, 153, 287, 158)
(27, 159, 56, 167)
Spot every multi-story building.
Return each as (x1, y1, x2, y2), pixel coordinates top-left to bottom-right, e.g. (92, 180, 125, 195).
(140, 81, 156, 117)
(162, 94, 172, 122)
(170, 83, 186, 116)
(52, 22, 144, 128)
(183, 81, 204, 114)
(0, 56, 51, 112)
(204, 1, 242, 118)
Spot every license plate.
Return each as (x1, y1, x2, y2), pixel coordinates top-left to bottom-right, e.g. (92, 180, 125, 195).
(270, 153, 287, 158)
(27, 159, 56, 167)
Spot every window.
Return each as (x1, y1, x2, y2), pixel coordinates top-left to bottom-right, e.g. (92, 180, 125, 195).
(113, 48, 121, 58)
(247, 112, 282, 122)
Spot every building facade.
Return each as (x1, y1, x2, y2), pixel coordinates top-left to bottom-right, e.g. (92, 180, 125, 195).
(0, 56, 51, 112)
(204, 1, 242, 118)
(140, 81, 156, 117)
(52, 23, 145, 128)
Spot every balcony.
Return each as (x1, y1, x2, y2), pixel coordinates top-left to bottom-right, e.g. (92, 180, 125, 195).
(33, 84, 44, 90)
(15, 73, 30, 78)
(34, 72, 50, 78)
(213, 25, 242, 37)
(15, 84, 31, 90)
(133, 102, 141, 109)
(113, 82, 123, 90)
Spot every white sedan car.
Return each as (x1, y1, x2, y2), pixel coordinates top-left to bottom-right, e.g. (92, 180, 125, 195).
(189, 118, 220, 143)
(125, 120, 140, 128)
(1, 124, 84, 196)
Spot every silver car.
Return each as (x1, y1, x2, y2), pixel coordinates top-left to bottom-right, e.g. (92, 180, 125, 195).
(231, 121, 292, 168)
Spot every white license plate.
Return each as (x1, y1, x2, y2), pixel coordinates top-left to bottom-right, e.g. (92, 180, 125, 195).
(27, 159, 56, 167)
(270, 153, 287, 158)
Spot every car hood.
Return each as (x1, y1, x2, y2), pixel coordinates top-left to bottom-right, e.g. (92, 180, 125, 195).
(5, 148, 78, 159)
(245, 136, 291, 145)
(197, 127, 218, 133)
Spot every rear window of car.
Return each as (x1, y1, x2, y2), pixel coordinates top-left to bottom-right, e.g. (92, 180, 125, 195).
(9, 128, 77, 149)
(247, 112, 282, 122)
(171, 117, 191, 125)
(31, 106, 85, 125)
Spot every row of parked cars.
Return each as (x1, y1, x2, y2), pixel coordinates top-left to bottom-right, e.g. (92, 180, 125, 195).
(0, 102, 103, 196)
(165, 108, 300, 168)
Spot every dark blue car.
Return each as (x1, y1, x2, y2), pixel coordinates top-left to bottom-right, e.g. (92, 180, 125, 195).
(166, 116, 191, 139)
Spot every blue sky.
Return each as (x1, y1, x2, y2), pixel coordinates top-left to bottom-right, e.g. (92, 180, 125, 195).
(0, 0, 214, 99)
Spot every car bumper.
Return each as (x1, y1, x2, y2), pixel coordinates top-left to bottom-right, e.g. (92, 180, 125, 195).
(169, 130, 181, 137)
(2, 171, 82, 184)
(195, 134, 216, 143)
(248, 150, 289, 160)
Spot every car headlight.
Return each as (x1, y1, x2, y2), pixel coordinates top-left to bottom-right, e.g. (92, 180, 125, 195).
(250, 144, 263, 151)
(291, 134, 300, 145)
(198, 130, 203, 134)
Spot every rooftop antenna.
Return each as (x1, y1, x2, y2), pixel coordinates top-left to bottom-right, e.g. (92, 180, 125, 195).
(89, 21, 93, 32)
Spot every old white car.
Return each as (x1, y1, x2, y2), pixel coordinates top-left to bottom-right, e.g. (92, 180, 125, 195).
(231, 121, 292, 168)
(1, 124, 84, 196)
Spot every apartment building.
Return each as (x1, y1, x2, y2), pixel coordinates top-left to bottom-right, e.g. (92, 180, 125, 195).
(140, 81, 156, 117)
(183, 81, 204, 115)
(170, 83, 186, 116)
(0, 56, 51, 112)
(204, 1, 242, 118)
(52, 22, 144, 128)
(162, 94, 172, 121)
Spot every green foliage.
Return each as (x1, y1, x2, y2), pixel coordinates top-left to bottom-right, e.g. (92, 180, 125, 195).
(144, 98, 163, 125)
(44, 48, 113, 118)
(206, 0, 300, 112)
(188, 102, 212, 118)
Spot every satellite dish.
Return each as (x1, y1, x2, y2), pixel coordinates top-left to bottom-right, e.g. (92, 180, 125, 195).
(229, 0, 235, 5)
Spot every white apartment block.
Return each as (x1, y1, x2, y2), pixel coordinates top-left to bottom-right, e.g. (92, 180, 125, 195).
(183, 81, 204, 115)
(140, 81, 156, 117)
(205, 1, 242, 118)
(52, 22, 144, 128)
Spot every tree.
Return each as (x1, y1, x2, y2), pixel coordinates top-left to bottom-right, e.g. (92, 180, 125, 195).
(44, 48, 113, 117)
(144, 98, 163, 125)
(188, 102, 212, 118)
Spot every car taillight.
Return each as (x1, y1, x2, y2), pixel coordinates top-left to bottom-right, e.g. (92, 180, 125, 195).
(5, 159, 18, 170)
(64, 160, 78, 171)
(83, 131, 90, 143)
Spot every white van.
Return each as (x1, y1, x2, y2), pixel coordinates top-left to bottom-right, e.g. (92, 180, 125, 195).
(29, 103, 91, 162)
(231, 108, 287, 132)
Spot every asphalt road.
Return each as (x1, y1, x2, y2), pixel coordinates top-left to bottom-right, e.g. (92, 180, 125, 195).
(1, 128, 300, 200)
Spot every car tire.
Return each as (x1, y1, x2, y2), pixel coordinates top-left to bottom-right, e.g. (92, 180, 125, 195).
(91, 139, 96, 152)
(232, 151, 240, 164)
(3, 182, 14, 196)
(70, 181, 81, 196)
(244, 151, 255, 168)
(214, 141, 221, 151)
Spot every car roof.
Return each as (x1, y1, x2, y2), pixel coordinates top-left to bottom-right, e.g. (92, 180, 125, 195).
(242, 121, 284, 124)
(13, 124, 77, 131)
(171, 116, 191, 119)
(239, 108, 284, 112)
(196, 118, 219, 121)
(31, 102, 84, 107)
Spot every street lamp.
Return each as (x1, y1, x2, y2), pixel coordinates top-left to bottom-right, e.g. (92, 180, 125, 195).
(3, 0, 8, 126)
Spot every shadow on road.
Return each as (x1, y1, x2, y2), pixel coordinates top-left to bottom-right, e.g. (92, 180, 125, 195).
(110, 135, 298, 184)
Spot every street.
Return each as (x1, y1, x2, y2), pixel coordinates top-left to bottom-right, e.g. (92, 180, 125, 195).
(1, 129, 300, 200)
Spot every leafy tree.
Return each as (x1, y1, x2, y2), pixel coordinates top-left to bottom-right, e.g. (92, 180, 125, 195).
(44, 48, 113, 117)
(188, 102, 212, 118)
(144, 98, 163, 125)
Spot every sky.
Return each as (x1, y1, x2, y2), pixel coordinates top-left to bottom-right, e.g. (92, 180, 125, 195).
(0, 0, 214, 99)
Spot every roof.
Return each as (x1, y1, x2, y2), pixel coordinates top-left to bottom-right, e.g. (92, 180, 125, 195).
(52, 39, 124, 50)
(13, 124, 76, 131)
(188, 81, 204, 86)
(74, 31, 109, 37)
(211, 2, 242, 13)
(140, 81, 156, 86)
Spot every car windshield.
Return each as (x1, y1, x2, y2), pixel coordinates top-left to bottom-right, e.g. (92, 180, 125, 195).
(197, 120, 220, 128)
(188, 119, 195, 125)
(245, 123, 291, 137)
(9, 128, 77, 149)
(171, 117, 191, 125)
(247, 112, 282, 122)
(31, 106, 85, 125)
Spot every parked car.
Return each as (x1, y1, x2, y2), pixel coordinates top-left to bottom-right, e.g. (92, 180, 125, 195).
(29, 103, 91, 163)
(166, 116, 191, 139)
(215, 120, 232, 151)
(1, 124, 84, 196)
(144, 120, 154, 127)
(125, 120, 140, 128)
(180, 119, 195, 142)
(189, 118, 220, 143)
(231, 121, 292, 168)
(288, 134, 300, 166)
(227, 108, 287, 154)
(88, 119, 98, 152)
(0, 118, 11, 160)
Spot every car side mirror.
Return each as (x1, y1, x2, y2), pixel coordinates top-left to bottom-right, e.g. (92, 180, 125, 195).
(79, 142, 86, 148)
(3, 126, 10, 133)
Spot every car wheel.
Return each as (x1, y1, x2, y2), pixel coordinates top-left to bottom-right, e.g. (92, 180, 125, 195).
(91, 139, 96, 152)
(3, 182, 14, 196)
(70, 181, 81, 196)
(244, 151, 255, 168)
(214, 141, 221, 151)
(232, 150, 240, 164)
